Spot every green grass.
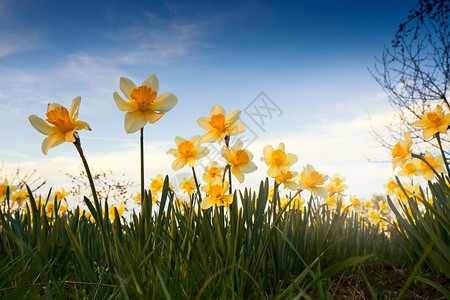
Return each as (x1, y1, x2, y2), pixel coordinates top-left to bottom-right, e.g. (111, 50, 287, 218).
(0, 177, 448, 299)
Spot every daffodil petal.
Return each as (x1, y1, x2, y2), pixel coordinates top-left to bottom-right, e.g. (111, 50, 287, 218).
(151, 93, 177, 112)
(267, 165, 281, 178)
(240, 161, 257, 173)
(197, 117, 213, 131)
(144, 110, 165, 124)
(70, 97, 81, 119)
(29, 115, 57, 135)
(229, 121, 246, 136)
(74, 120, 91, 131)
(200, 131, 219, 143)
(200, 197, 215, 210)
(113, 92, 136, 112)
(210, 104, 226, 116)
(142, 74, 159, 93)
(124, 111, 147, 133)
(263, 145, 274, 160)
(172, 158, 187, 171)
(47, 103, 61, 112)
(226, 109, 241, 124)
(222, 194, 234, 204)
(65, 130, 76, 142)
(120, 77, 137, 100)
(187, 157, 197, 167)
(423, 127, 437, 140)
(41, 133, 66, 155)
(231, 167, 244, 183)
(175, 136, 186, 145)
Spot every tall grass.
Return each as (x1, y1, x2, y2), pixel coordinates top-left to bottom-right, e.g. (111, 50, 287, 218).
(0, 178, 404, 299)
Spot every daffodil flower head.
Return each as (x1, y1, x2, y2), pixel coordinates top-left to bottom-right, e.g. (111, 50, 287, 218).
(397, 160, 420, 180)
(349, 195, 362, 210)
(179, 177, 196, 196)
(275, 170, 299, 190)
(53, 188, 69, 201)
(326, 174, 348, 197)
(11, 189, 29, 207)
(113, 75, 177, 133)
(221, 139, 257, 183)
(29, 97, 91, 155)
(391, 132, 413, 169)
(384, 178, 399, 197)
(150, 174, 165, 194)
(197, 105, 246, 144)
(202, 161, 224, 185)
(261, 143, 298, 178)
(167, 135, 210, 170)
(109, 202, 125, 220)
(200, 181, 234, 210)
(413, 150, 445, 181)
(411, 104, 450, 140)
(297, 164, 327, 198)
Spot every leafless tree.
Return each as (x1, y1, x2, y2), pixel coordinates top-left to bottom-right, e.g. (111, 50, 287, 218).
(371, 0, 450, 153)
(66, 168, 135, 204)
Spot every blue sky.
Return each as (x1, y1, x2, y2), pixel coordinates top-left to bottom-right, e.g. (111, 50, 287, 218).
(0, 0, 415, 201)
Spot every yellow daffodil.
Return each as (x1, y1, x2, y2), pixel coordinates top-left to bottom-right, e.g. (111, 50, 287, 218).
(411, 104, 450, 140)
(59, 202, 68, 214)
(202, 161, 224, 185)
(197, 105, 245, 144)
(384, 178, 399, 197)
(275, 170, 299, 190)
(363, 200, 372, 209)
(368, 210, 382, 224)
(46, 202, 56, 216)
(134, 192, 158, 204)
(150, 174, 165, 194)
(167, 135, 209, 171)
(53, 188, 69, 201)
(378, 201, 389, 213)
(113, 75, 177, 133)
(221, 139, 257, 183)
(413, 150, 445, 180)
(326, 174, 348, 197)
(200, 181, 234, 209)
(179, 177, 196, 196)
(324, 195, 338, 210)
(261, 143, 298, 177)
(0, 181, 9, 199)
(297, 164, 327, 198)
(397, 160, 420, 180)
(167, 135, 210, 170)
(349, 195, 362, 211)
(109, 202, 125, 220)
(392, 132, 413, 169)
(11, 189, 28, 206)
(29, 97, 91, 155)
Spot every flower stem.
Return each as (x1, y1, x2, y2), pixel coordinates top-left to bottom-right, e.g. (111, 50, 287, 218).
(192, 167, 202, 204)
(435, 133, 450, 175)
(140, 127, 145, 203)
(73, 133, 113, 269)
(224, 135, 232, 193)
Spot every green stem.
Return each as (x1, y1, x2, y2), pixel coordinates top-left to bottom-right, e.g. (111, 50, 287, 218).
(224, 135, 232, 193)
(140, 127, 145, 202)
(192, 167, 203, 204)
(73, 133, 113, 269)
(435, 133, 450, 175)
